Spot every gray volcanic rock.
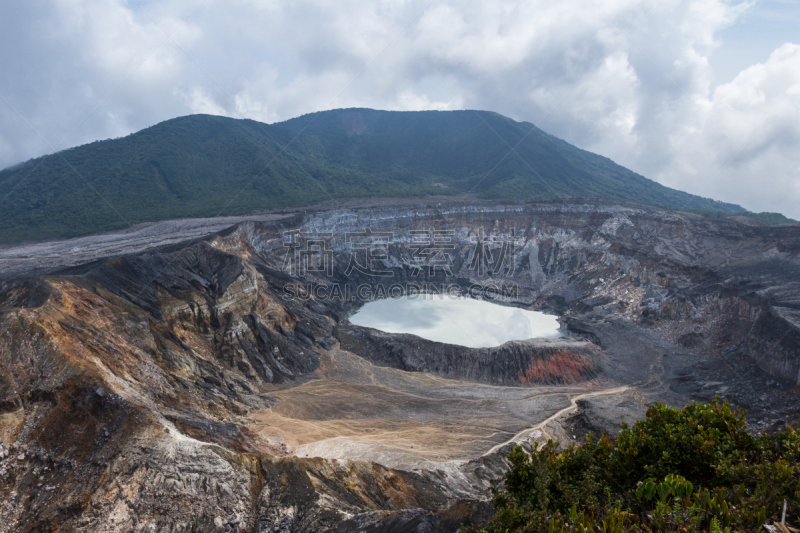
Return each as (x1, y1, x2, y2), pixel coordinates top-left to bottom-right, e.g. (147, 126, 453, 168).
(749, 306, 800, 383)
(336, 326, 601, 386)
(560, 393, 651, 444)
(0, 200, 799, 531)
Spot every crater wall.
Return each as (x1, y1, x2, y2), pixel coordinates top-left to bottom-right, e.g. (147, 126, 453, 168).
(0, 200, 799, 531)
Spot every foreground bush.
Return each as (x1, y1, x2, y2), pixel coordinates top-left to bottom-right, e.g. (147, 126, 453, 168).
(464, 398, 800, 533)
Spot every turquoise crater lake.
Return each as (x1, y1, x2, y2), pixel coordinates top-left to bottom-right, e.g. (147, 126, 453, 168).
(349, 297, 561, 348)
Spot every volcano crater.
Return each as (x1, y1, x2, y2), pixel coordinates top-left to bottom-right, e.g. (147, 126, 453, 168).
(1, 200, 799, 532)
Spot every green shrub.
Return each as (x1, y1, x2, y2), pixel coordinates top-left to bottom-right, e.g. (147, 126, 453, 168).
(464, 398, 800, 533)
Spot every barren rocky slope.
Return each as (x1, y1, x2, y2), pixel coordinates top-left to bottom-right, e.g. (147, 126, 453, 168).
(0, 200, 799, 532)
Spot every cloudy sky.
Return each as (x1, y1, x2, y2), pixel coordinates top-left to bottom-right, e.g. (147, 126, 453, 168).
(1, 0, 799, 217)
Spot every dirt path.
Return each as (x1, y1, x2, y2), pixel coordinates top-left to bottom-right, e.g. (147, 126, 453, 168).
(482, 385, 629, 456)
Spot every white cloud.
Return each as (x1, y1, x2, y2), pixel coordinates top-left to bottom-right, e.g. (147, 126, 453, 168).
(181, 87, 227, 116)
(395, 91, 463, 111)
(656, 43, 800, 215)
(0, 0, 798, 217)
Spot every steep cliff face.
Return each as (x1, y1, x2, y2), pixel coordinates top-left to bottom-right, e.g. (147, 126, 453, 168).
(0, 200, 798, 531)
(336, 325, 601, 386)
(748, 306, 800, 383)
(267, 202, 800, 394)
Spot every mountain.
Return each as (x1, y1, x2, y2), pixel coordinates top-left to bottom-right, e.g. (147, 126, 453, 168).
(0, 108, 748, 244)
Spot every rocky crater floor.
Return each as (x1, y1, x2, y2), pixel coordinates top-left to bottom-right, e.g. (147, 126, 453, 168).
(0, 200, 799, 532)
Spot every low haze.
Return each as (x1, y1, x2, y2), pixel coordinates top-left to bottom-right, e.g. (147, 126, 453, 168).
(1, 0, 798, 217)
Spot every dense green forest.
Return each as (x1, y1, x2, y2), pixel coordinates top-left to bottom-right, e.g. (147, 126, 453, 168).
(0, 108, 781, 244)
(465, 399, 799, 533)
